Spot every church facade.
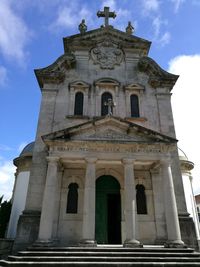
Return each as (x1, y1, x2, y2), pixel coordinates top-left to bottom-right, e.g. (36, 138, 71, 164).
(8, 8, 199, 250)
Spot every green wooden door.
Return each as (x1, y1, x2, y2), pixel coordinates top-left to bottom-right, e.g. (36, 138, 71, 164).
(95, 175, 121, 244)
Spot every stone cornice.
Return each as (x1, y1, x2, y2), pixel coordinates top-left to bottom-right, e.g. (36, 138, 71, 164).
(138, 57, 179, 90)
(13, 155, 32, 169)
(180, 159, 194, 172)
(34, 53, 76, 89)
(69, 80, 90, 90)
(47, 141, 176, 155)
(63, 27, 151, 56)
(42, 116, 177, 144)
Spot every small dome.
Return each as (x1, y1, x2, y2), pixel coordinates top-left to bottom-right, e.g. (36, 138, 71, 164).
(178, 147, 194, 171)
(178, 147, 188, 161)
(20, 142, 35, 157)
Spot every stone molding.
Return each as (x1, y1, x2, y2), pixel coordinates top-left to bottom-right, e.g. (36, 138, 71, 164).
(50, 142, 176, 154)
(180, 160, 194, 172)
(46, 156, 60, 163)
(69, 80, 90, 91)
(122, 158, 134, 165)
(43, 116, 178, 144)
(138, 56, 179, 90)
(63, 26, 151, 55)
(85, 157, 98, 164)
(124, 83, 145, 92)
(34, 53, 76, 89)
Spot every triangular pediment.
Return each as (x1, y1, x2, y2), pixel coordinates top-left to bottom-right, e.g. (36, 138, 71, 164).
(35, 27, 151, 89)
(63, 27, 151, 56)
(42, 116, 177, 144)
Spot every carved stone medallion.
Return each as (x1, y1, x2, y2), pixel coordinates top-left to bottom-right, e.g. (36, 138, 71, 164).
(91, 39, 123, 69)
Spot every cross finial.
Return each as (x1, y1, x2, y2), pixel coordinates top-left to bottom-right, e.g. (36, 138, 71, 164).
(104, 98, 116, 116)
(97, 6, 116, 27)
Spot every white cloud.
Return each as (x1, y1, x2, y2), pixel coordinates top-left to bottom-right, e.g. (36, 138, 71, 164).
(0, 66, 7, 87)
(142, 0, 160, 14)
(168, 54, 200, 195)
(152, 16, 162, 37)
(0, 160, 15, 200)
(101, 0, 116, 10)
(0, 0, 31, 64)
(158, 31, 171, 46)
(151, 16, 170, 46)
(140, 3, 170, 47)
(52, 3, 93, 30)
(170, 0, 185, 13)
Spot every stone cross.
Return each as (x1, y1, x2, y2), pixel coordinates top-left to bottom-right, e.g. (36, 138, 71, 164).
(97, 6, 116, 27)
(104, 98, 116, 116)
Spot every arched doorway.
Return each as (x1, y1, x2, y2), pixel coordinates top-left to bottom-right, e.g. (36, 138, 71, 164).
(95, 175, 121, 244)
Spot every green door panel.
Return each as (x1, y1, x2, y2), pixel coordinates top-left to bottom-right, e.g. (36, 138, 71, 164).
(95, 175, 121, 244)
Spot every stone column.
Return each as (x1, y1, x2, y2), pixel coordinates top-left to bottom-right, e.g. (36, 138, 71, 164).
(37, 156, 60, 243)
(161, 160, 185, 247)
(122, 158, 141, 247)
(80, 157, 97, 246)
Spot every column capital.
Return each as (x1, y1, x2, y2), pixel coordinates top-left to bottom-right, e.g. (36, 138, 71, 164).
(122, 158, 135, 165)
(160, 159, 171, 168)
(46, 156, 60, 164)
(85, 157, 98, 164)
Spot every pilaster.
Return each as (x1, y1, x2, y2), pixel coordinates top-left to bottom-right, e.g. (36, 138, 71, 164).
(37, 156, 60, 244)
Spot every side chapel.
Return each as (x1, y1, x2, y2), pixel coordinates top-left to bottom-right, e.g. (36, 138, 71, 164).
(8, 7, 199, 250)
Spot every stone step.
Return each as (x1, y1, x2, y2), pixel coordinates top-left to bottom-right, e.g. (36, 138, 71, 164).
(7, 255, 200, 262)
(1, 260, 200, 266)
(27, 246, 195, 253)
(1, 247, 200, 267)
(17, 251, 200, 258)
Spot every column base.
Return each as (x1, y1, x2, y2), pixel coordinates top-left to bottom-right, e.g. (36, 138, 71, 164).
(79, 239, 97, 247)
(33, 239, 58, 247)
(123, 239, 143, 248)
(164, 240, 187, 248)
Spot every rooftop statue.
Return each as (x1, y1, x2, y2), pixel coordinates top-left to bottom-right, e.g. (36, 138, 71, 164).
(126, 21, 134, 35)
(78, 19, 87, 34)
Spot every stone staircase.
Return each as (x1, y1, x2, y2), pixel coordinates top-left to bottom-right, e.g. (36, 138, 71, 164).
(1, 246, 200, 266)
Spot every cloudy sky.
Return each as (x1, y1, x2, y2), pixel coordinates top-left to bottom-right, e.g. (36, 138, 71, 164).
(0, 0, 200, 200)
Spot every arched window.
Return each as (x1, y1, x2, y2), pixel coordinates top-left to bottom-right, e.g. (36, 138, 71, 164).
(130, 94, 139, 117)
(101, 92, 113, 116)
(74, 92, 84, 115)
(136, 184, 147, 214)
(66, 183, 79, 213)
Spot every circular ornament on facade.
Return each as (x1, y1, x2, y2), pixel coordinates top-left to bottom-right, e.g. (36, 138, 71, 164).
(91, 40, 123, 69)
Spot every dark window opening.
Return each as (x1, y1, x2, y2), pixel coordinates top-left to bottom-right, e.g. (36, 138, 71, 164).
(74, 92, 84, 115)
(101, 92, 113, 116)
(66, 183, 79, 213)
(136, 184, 147, 214)
(130, 94, 139, 117)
